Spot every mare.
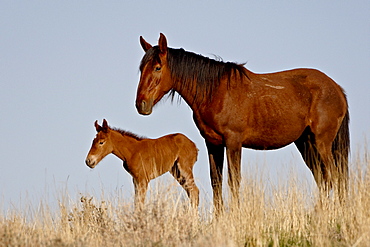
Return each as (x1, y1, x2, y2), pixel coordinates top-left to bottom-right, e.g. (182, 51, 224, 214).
(85, 119, 199, 209)
(135, 33, 350, 214)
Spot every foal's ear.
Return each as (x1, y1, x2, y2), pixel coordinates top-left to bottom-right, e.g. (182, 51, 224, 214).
(94, 120, 102, 132)
(140, 36, 152, 52)
(158, 33, 168, 55)
(102, 119, 109, 133)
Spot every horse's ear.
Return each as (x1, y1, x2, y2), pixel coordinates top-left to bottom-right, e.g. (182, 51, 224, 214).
(158, 33, 168, 55)
(94, 120, 102, 132)
(140, 36, 152, 52)
(102, 119, 109, 133)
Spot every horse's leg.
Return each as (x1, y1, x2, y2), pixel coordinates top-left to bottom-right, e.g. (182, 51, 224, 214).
(314, 135, 338, 195)
(206, 141, 225, 214)
(308, 91, 348, 200)
(309, 120, 341, 198)
(133, 178, 148, 211)
(331, 111, 350, 202)
(314, 110, 346, 192)
(170, 160, 199, 208)
(225, 140, 242, 209)
(294, 129, 327, 191)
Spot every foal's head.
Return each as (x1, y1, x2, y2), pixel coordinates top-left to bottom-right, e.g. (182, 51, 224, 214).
(85, 119, 114, 168)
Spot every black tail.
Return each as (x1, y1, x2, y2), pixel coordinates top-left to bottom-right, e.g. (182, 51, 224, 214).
(332, 109, 350, 192)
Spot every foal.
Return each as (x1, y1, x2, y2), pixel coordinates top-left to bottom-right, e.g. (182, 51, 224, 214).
(85, 119, 199, 209)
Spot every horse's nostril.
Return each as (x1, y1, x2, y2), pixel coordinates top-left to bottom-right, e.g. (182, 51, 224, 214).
(136, 99, 146, 111)
(136, 99, 152, 115)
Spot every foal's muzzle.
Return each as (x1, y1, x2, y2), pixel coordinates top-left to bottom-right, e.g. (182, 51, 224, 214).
(85, 158, 96, 168)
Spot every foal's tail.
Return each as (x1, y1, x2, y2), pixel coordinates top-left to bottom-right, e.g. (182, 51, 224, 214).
(332, 109, 350, 192)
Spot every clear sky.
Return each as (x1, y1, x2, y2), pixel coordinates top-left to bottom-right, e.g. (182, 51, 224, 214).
(1, 1, 369, 210)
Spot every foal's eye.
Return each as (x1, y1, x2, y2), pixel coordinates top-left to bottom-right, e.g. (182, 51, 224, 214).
(99, 141, 104, 145)
(155, 66, 161, 71)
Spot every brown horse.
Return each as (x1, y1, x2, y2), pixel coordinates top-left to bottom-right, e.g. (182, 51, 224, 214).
(85, 119, 199, 208)
(135, 33, 350, 213)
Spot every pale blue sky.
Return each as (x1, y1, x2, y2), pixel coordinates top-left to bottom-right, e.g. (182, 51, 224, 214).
(1, 1, 369, 210)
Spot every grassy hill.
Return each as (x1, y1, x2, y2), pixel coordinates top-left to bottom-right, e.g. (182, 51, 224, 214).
(1, 150, 369, 246)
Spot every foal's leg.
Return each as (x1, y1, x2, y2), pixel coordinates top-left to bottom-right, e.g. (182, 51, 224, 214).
(206, 141, 225, 214)
(170, 160, 199, 208)
(133, 178, 149, 211)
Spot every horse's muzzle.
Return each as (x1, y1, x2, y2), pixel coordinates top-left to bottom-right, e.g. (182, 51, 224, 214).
(136, 99, 153, 115)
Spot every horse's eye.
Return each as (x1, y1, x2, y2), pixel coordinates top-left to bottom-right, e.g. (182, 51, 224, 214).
(99, 141, 104, 145)
(155, 67, 161, 71)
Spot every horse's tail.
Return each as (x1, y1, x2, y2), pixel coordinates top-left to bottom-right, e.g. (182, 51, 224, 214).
(332, 109, 350, 193)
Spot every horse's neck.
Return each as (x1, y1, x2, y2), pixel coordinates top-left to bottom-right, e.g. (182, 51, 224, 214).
(111, 131, 137, 161)
(173, 81, 200, 110)
(174, 68, 253, 110)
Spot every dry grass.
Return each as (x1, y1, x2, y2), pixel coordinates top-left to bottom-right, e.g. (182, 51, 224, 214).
(1, 150, 369, 246)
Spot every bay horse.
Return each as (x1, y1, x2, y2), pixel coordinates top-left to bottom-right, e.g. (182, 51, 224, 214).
(85, 119, 199, 209)
(135, 33, 350, 213)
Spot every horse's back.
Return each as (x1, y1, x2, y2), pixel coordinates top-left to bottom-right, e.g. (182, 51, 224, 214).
(254, 68, 339, 90)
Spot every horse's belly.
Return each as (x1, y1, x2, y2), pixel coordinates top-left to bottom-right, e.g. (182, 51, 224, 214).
(242, 137, 295, 150)
(241, 122, 305, 150)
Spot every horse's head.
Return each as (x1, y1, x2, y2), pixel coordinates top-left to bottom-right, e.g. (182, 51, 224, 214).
(85, 119, 114, 168)
(136, 33, 173, 115)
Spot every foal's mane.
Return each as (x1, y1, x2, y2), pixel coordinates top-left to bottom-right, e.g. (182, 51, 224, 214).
(140, 46, 248, 103)
(111, 127, 146, 141)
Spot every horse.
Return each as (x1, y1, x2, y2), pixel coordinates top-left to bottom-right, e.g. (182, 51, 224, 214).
(135, 33, 350, 214)
(85, 119, 199, 209)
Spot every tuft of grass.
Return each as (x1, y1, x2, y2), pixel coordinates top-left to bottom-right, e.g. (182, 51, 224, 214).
(1, 149, 370, 246)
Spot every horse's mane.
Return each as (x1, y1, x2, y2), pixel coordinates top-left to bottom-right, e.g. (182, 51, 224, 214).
(140, 46, 248, 103)
(112, 127, 146, 141)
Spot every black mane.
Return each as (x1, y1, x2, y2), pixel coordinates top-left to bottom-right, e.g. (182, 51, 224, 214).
(140, 46, 248, 103)
(112, 127, 146, 141)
